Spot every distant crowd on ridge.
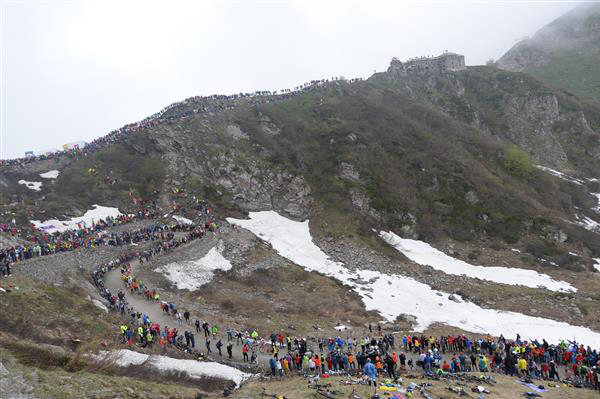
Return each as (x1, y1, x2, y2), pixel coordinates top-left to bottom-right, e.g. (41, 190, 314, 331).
(1, 76, 363, 168)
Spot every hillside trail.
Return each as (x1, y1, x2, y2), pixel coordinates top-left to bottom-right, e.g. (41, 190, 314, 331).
(104, 255, 283, 366)
(104, 257, 178, 330)
(104, 231, 218, 333)
(102, 233, 425, 367)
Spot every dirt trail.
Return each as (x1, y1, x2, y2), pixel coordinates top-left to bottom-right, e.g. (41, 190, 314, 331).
(105, 253, 303, 367)
(103, 244, 264, 363)
(105, 258, 180, 330)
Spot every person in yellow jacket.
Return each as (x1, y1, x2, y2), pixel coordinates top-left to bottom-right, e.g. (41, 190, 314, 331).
(120, 325, 128, 335)
(518, 357, 528, 376)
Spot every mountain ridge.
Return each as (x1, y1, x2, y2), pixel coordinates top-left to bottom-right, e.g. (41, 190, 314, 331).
(497, 3, 600, 103)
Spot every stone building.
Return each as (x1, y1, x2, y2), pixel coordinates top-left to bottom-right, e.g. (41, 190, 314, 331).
(388, 52, 466, 75)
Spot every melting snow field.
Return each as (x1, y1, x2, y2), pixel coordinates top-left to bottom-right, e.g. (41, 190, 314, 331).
(379, 231, 575, 292)
(227, 211, 600, 347)
(155, 242, 232, 290)
(39, 170, 60, 179)
(30, 205, 123, 234)
(99, 350, 251, 387)
(18, 180, 42, 191)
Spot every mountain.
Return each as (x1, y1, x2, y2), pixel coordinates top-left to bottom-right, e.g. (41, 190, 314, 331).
(497, 3, 600, 103)
(2, 55, 600, 397)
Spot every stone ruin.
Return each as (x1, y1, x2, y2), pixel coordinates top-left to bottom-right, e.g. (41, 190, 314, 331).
(388, 51, 466, 75)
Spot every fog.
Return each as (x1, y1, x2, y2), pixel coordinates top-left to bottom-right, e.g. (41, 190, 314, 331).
(1, 0, 578, 159)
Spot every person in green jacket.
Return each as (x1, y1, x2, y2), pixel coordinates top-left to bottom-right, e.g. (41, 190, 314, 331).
(479, 356, 487, 372)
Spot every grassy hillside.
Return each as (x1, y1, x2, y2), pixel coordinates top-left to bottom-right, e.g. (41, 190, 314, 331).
(2, 65, 600, 259)
(528, 45, 600, 103)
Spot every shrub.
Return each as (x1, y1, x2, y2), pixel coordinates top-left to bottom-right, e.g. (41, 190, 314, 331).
(525, 238, 564, 257)
(468, 249, 482, 260)
(503, 145, 533, 178)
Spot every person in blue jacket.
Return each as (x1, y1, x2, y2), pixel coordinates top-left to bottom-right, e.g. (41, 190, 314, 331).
(269, 357, 276, 376)
(363, 358, 377, 386)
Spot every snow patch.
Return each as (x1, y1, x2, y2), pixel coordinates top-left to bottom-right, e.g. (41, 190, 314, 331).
(108, 349, 149, 367)
(334, 325, 350, 331)
(155, 242, 232, 290)
(18, 180, 42, 191)
(98, 350, 250, 387)
(151, 356, 250, 387)
(227, 211, 600, 347)
(594, 259, 600, 273)
(536, 166, 585, 185)
(40, 170, 60, 179)
(30, 205, 123, 234)
(379, 231, 575, 292)
(172, 215, 193, 225)
(574, 214, 600, 233)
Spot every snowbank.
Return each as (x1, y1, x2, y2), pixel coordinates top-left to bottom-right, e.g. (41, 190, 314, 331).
(99, 350, 251, 387)
(173, 215, 193, 225)
(18, 180, 42, 191)
(379, 231, 575, 292)
(227, 211, 600, 347)
(30, 205, 122, 234)
(594, 259, 600, 273)
(40, 170, 60, 179)
(155, 242, 232, 290)
(107, 349, 150, 367)
(151, 356, 250, 387)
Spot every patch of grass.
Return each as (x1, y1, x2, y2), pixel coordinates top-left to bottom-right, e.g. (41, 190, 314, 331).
(1, 339, 86, 371)
(0, 275, 118, 348)
(0, 349, 201, 399)
(200, 260, 378, 334)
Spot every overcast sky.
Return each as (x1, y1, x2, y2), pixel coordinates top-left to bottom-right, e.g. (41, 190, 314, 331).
(0, 0, 580, 159)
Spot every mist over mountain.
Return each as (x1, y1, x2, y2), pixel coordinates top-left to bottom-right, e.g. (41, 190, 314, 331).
(498, 3, 600, 103)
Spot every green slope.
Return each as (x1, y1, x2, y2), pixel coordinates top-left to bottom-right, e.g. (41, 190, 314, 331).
(498, 3, 600, 103)
(528, 45, 600, 103)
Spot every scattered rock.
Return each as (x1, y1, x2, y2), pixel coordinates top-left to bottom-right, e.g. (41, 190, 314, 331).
(448, 294, 460, 303)
(225, 124, 249, 140)
(0, 361, 8, 375)
(465, 191, 480, 205)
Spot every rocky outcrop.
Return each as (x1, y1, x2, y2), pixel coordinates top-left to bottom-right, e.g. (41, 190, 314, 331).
(503, 93, 568, 167)
(497, 41, 550, 72)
